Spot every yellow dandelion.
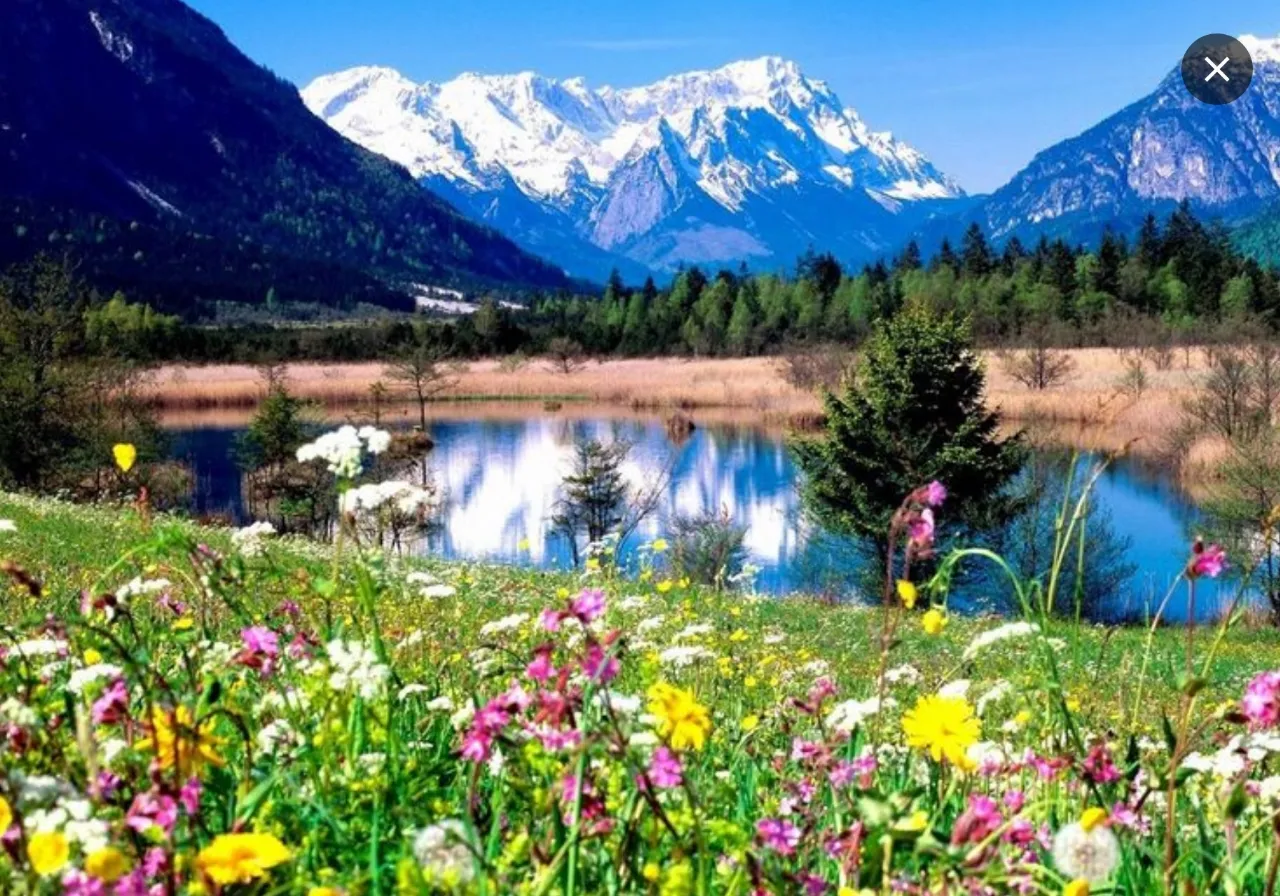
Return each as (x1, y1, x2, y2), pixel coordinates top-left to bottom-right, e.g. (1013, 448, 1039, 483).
(896, 579, 918, 609)
(902, 694, 980, 766)
(647, 682, 712, 751)
(1063, 880, 1090, 896)
(741, 714, 760, 732)
(0, 796, 11, 832)
(1080, 808, 1109, 833)
(922, 608, 947, 636)
(196, 833, 291, 885)
(651, 538, 669, 553)
(137, 705, 226, 778)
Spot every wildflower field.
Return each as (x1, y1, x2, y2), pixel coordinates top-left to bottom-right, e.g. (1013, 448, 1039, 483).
(3, 436, 1280, 894)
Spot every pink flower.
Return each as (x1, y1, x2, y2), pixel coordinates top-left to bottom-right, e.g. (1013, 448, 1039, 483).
(91, 678, 128, 725)
(60, 871, 106, 896)
(923, 480, 947, 507)
(756, 817, 801, 856)
(525, 649, 556, 684)
(241, 626, 279, 657)
(907, 508, 935, 550)
(1003, 790, 1026, 813)
(582, 643, 619, 684)
(790, 738, 822, 763)
(179, 777, 201, 816)
(460, 728, 493, 763)
(951, 794, 1001, 846)
(1189, 540, 1227, 579)
(1242, 670, 1280, 729)
(126, 792, 178, 837)
(540, 609, 563, 632)
(648, 746, 683, 789)
(571, 588, 606, 622)
(1082, 743, 1120, 784)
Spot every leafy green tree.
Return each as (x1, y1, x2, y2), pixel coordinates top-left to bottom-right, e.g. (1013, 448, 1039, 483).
(791, 309, 1027, 563)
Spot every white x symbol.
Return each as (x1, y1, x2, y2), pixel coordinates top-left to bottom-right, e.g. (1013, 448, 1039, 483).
(1205, 56, 1231, 82)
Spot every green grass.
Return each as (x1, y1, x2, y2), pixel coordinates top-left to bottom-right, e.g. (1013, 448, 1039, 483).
(0, 491, 1278, 894)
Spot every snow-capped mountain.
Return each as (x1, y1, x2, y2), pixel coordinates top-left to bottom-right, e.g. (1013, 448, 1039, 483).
(949, 34, 1280, 246)
(303, 57, 964, 279)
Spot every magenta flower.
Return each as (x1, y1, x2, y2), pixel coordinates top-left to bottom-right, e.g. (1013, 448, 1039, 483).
(525, 649, 556, 684)
(241, 626, 279, 657)
(790, 738, 822, 763)
(59, 871, 106, 896)
(907, 507, 935, 550)
(179, 777, 201, 816)
(951, 793, 1001, 846)
(1189, 540, 1227, 579)
(581, 643, 619, 683)
(1243, 670, 1280, 729)
(571, 588, 606, 622)
(648, 746, 684, 789)
(756, 817, 802, 856)
(460, 728, 493, 762)
(1082, 743, 1121, 784)
(540, 608, 564, 632)
(91, 678, 128, 725)
(126, 792, 178, 837)
(923, 480, 947, 507)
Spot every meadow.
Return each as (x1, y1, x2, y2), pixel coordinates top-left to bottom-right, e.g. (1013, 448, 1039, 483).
(0, 431, 1277, 894)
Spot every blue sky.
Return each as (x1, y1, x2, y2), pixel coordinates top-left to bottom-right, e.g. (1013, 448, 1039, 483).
(189, 0, 1277, 193)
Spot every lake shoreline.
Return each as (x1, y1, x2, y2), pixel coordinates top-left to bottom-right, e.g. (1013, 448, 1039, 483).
(146, 351, 1224, 489)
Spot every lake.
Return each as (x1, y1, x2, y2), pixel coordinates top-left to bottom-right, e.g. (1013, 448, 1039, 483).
(166, 409, 1230, 623)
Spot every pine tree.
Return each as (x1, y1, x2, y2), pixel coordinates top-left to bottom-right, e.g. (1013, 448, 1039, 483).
(791, 309, 1026, 560)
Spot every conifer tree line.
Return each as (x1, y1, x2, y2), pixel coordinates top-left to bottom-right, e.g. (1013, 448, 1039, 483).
(10, 204, 1279, 365)
(522, 205, 1280, 358)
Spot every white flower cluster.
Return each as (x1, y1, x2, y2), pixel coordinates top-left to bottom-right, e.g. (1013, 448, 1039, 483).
(231, 521, 276, 556)
(405, 572, 455, 599)
(658, 645, 714, 668)
(1052, 819, 1119, 883)
(296, 425, 391, 478)
(66, 663, 123, 695)
(825, 696, 892, 733)
(478, 613, 529, 637)
(340, 480, 434, 516)
(26, 797, 110, 854)
(116, 577, 171, 600)
(412, 820, 475, 884)
(962, 622, 1041, 662)
(324, 639, 390, 700)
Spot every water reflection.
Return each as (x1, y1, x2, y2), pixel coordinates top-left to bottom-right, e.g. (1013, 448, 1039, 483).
(169, 413, 1226, 621)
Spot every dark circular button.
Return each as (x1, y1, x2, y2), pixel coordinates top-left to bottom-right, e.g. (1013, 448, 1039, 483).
(1181, 34, 1253, 105)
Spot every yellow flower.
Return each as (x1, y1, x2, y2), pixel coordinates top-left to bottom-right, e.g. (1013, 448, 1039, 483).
(585, 558, 601, 572)
(1080, 808, 1109, 833)
(896, 579, 918, 609)
(173, 617, 195, 631)
(744, 675, 758, 688)
(112, 443, 137, 473)
(83, 648, 103, 665)
(1064, 880, 1090, 896)
(1066, 696, 1081, 713)
(86, 847, 130, 882)
(651, 538, 669, 553)
(196, 833, 291, 885)
(309, 888, 343, 896)
(729, 628, 748, 643)
(28, 831, 69, 876)
(741, 714, 760, 732)
(922, 608, 947, 636)
(1014, 710, 1032, 726)
(517, 538, 531, 551)
(661, 861, 693, 896)
(893, 809, 929, 832)
(0, 796, 10, 832)
(647, 682, 712, 751)
(657, 580, 673, 593)
(642, 862, 661, 882)
(137, 706, 226, 777)
(902, 694, 980, 766)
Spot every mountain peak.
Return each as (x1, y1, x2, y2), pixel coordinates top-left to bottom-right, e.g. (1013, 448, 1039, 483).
(304, 57, 962, 277)
(1240, 33, 1280, 63)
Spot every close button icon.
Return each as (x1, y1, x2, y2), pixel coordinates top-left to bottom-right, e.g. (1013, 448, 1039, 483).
(1181, 34, 1253, 104)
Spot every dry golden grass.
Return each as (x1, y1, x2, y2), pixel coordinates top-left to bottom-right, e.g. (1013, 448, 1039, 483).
(149, 349, 1226, 480)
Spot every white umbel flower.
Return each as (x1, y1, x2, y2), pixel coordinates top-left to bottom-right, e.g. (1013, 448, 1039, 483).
(412, 820, 475, 884)
(825, 696, 892, 733)
(962, 622, 1040, 661)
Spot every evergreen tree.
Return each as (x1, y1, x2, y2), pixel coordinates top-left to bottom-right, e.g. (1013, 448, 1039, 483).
(961, 223, 994, 278)
(791, 309, 1026, 562)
